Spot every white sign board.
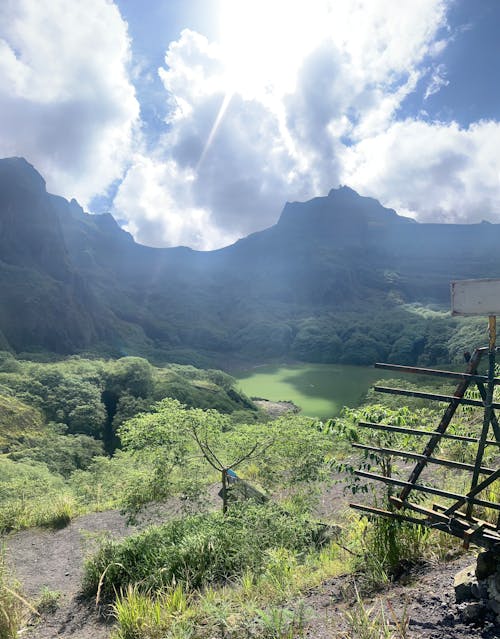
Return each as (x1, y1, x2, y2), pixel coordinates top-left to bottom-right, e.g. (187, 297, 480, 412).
(451, 279, 500, 316)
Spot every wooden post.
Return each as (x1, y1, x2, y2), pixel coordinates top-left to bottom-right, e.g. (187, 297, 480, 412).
(466, 316, 495, 519)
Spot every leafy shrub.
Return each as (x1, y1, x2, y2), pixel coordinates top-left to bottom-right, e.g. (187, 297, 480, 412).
(83, 503, 324, 599)
(352, 515, 431, 589)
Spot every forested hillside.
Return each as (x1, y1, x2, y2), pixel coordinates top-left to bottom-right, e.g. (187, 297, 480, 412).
(0, 157, 498, 366)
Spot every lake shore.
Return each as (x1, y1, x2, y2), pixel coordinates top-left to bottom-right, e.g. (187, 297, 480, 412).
(234, 362, 392, 419)
(252, 398, 300, 417)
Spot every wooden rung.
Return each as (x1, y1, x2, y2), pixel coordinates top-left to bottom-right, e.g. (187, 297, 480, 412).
(353, 443, 495, 475)
(354, 470, 500, 512)
(358, 421, 500, 447)
(432, 503, 498, 531)
(350, 501, 500, 550)
(373, 386, 500, 409)
(349, 503, 425, 526)
(374, 362, 497, 384)
(390, 497, 467, 526)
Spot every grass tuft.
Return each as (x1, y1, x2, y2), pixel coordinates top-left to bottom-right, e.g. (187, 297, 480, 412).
(0, 552, 34, 639)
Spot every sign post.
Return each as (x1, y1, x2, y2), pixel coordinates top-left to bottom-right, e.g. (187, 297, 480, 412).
(452, 279, 500, 518)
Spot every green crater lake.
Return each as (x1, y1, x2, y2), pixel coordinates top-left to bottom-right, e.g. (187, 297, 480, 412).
(235, 363, 392, 419)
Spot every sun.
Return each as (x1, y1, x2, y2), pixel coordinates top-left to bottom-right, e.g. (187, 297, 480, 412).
(216, 0, 331, 98)
(197, 0, 332, 170)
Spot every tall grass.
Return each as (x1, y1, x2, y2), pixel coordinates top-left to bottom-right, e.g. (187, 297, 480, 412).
(0, 493, 77, 533)
(0, 552, 33, 639)
(349, 513, 433, 589)
(344, 584, 410, 639)
(111, 584, 191, 639)
(83, 502, 325, 601)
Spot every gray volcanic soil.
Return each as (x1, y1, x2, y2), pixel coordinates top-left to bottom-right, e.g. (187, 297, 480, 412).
(4, 490, 500, 638)
(301, 554, 500, 638)
(5, 510, 135, 638)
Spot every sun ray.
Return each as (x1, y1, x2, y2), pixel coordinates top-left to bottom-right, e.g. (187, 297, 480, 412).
(196, 91, 233, 172)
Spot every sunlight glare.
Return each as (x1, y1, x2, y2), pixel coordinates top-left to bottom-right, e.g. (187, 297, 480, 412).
(217, 0, 330, 98)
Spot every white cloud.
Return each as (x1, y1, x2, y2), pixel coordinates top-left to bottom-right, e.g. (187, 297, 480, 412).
(117, 28, 316, 246)
(112, 1, 455, 248)
(113, 154, 233, 250)
(341, 119, 500, 222)
(6, 0, 500, 251)
(0, 0, 139, 206)
(424, 63, 449, 99)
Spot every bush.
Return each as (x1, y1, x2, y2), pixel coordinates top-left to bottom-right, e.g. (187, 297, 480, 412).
(83, 502, 324, 600)
(353, 514, 431, 588)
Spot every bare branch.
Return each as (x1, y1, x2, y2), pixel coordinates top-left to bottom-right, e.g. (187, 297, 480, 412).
(231, 438, 275, 469)
(202, 438, 224, 470)
(190, 425, 222, 471)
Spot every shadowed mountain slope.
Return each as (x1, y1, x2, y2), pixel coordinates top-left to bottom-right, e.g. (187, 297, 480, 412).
(1, 157, 499, 364)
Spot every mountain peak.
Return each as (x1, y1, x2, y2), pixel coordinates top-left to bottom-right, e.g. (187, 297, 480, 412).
(0, 157, 46, 193)
(327, 185, 359, 198)
(277, 185, 409, 235)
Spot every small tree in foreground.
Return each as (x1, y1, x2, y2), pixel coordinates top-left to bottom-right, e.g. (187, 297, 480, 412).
(119, 398, 332, 518)
(188, 413, 273, 512)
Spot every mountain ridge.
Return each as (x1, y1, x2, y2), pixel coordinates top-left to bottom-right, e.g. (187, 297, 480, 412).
(1, 156, 499, 365)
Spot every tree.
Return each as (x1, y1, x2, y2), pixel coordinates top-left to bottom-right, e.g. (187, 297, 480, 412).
(107, 357, 154, 398)
(118, 399, 333, 518)
(187, 411, 273, 513)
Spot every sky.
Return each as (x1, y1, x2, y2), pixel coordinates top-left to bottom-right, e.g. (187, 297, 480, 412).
(1, 0, 500, 250)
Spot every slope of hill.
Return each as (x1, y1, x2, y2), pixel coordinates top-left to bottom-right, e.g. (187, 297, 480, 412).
(1, 157, 498, 364)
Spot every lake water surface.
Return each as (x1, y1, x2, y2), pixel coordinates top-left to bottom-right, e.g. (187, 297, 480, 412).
(234, 363, 393, 419)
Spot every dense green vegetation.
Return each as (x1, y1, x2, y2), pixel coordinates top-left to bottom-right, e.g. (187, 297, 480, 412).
(0, 352, 258, 532)
(84, 503, 326, 598)
(1, 345, 498, 637)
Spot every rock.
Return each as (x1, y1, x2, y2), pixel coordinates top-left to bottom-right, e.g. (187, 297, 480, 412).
(460, 602, 487, 625)
(476, 551, 500, 580)
(454, 565, 477, 603)
(471, 580, 488, 600)
(487, 597, 500, 615)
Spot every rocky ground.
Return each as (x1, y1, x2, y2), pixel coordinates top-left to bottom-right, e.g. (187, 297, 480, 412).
(4, 503, 500, 638)
(301, 554, 500, 638)
(253, 398, 300, 417)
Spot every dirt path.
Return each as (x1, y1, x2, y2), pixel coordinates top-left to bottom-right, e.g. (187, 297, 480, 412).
(4, 509, 136, 638)
(4, 488, 221, 639)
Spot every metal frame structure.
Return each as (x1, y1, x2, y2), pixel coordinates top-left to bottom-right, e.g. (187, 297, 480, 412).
(350, 315, 500, 551)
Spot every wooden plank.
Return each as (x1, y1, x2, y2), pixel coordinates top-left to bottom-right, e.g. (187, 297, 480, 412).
(354, 469, 500, 511)
(389, 497, 465, 524)
(349, 503, 425, 526)
(475, 382, 500, 442)
(374, 362, 494, 384)
(431, 503, 498, 531)
(352, 442, 494, 475)
(359, 420, 500, 447)
(373, 386, 500, 409)
(351, 502, 500, 549)
(467, 345, 496, 518)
